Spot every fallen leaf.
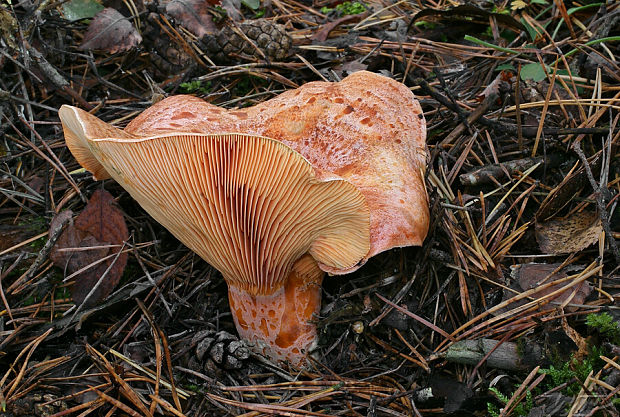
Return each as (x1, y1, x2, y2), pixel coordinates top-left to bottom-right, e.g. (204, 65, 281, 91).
(164, 0, 218, 38)
(429, 375, 473, 414)
(333, 60, 368, 79)
(79, 8, 142, 53)
(561, 315, 588, 360)
(74, 189, 128, 246)
(240, 0, 259, 10)
(220, 0, 243, 21)
(61, 0, 104, 21)
(50, 190, 129, 307)
(498, 263, 592, 314)
(536, 210, 602, 254)
(519, 62, 547, 81)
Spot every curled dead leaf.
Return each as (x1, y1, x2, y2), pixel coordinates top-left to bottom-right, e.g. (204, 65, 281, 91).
(536, 210, 602, 254)
(79, 8, 142, 53)
(50, 190, 129, 307)
(164, 0, 218, 38)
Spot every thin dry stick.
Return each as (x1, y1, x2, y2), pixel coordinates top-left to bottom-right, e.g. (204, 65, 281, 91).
(149, 395, 188, 417)
(531, 57, 559, 157)
(572, 139, 620, 264)
(160, 329, 183, 412)
(1, 328, 53, 400)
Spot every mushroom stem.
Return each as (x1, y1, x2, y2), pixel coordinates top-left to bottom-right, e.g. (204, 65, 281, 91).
(227, 254, 324, 366)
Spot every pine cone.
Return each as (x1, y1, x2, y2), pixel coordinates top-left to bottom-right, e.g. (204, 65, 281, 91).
(201, 19, 292, 62)
(4, 394, 67, 416)
(191, 330, 250, 370)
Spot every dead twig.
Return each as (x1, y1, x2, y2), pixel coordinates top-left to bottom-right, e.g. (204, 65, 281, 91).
(572, 138, 620, 265)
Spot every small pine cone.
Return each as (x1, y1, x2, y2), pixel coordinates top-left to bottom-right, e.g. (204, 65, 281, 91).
(4, 394, 68, 416)
(145, 12, 194, 74)
(201, 19, 291, 62)
(191, 330, 250, 370)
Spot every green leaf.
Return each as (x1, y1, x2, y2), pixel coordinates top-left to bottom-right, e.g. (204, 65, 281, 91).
(241, 0, 260, 10)
(530, 0, 548, 4)
(520, 62, 546, 81)
(61, 0, 104, 21)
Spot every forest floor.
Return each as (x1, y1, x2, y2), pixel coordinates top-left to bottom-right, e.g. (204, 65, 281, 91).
(1, 0, 619, 416)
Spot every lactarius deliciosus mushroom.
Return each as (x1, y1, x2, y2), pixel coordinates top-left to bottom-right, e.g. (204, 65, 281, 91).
(59, 70, 429, 366)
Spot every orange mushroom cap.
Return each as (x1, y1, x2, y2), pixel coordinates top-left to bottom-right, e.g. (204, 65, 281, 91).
(125, 71, 429, 269)
(59, 105, 370, 365)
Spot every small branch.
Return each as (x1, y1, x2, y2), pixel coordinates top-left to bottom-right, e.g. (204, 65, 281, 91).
(460, 154, 560, 186)
(26, 43, 93, 110)
(572, 140, 620, 265)
(443, 338, 545, 371)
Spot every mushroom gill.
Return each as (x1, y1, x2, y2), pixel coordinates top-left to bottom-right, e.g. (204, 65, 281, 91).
(59, 105, 370, 365)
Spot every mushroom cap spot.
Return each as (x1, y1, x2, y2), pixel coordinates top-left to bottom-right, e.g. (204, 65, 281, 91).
(125, 71, 429, 269)
(60, 106, 370, 294)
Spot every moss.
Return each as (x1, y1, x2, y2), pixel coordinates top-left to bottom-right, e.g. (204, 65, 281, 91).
(321, 1, 366, 15)
(585, 312, 620, 344)
(179, 80, 212, 95)
(540, 346, 605, 397)
(232, 75, 266, 98)
(487, 386, 534, 417)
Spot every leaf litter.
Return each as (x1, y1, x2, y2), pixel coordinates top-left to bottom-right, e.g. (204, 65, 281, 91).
(50, 189, 129, 307)
(80, 7, 142, 53)
(0, 0, 619, 416)
(536, 210, 603, 255)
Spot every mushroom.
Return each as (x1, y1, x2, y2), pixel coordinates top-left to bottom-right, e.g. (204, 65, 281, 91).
(59, 108, 370, 365)
(59, 71, 429, 366)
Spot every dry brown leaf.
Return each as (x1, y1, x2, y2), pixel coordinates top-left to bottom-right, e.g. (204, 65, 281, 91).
(79, 8, 142, 53)
(50, 190, 129, 307)
(497, 263, 592, 314)
(165, 0, 218, 38)
(536, 210, 602, 254)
